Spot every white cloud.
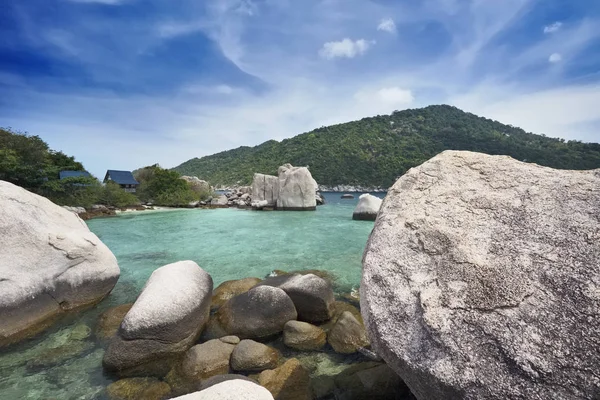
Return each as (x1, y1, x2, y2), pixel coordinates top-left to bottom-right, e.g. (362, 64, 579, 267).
(549, 53, 562, 63)
(544, 22, 563, 34)
(156, 21, 205, 39)
(377, 18, 396, 33)
(319, 38, 373, 59)
(356, 87, 414, 105)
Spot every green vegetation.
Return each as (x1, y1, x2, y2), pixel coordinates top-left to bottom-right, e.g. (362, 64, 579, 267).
(173, 105, 600, 187)
(0, 127, 140, 208)
(134, 164, 211, 206)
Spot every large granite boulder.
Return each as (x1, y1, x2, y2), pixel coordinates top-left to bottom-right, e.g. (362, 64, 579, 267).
(211, 195, 228, 207)
(103, 261, 213, 376)
(258, 273, 335, 323)
(171, 380, 274, 400)
(252, 173, 279, 205)
(361, 151, 600, 399)
(214, 285, 297, 339)
(352, 194, 382, 221)
(0, 180, 120, 347)
(276, 164, 317, 211)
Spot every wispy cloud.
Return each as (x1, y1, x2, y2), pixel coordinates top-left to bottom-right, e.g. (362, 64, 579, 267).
(377, 18, 396, 34)
(66, 0, 126, 4)
(2, 0, 600, 180)
(319, 38, 374, 59)
(544, 22, 563, 34)
(549, 53, 562, 63)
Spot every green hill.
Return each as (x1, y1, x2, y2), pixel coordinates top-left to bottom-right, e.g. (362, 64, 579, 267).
(173, 105, 600, 188)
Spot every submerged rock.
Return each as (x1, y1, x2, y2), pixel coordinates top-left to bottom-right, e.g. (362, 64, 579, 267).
(230, 339, 280, 372)
(333, 362, 409, 400)
(171, 379, 274, 400)
(361, 150, 600, 399)
(215, 285, 297, 339)
(283, 320, 326, 351)
(352, 194, 382, 221)
(277, 164, 318, 211)
(340, 194, 354, 199)
(106, 377, 171, 400)
(259, 358, 311, 400)
(258, 273, 335, 323)
(211, 277, 262, 310)
(27, 340, 94, 370)
(327, 311, 369, 354)
(97, 304, 134, 340)
(0, 180, 120, 347)
(103, 261, 213, 377)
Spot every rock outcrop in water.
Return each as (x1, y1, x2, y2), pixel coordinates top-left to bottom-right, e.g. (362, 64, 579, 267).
(352, 193, 382, 221)
(172, 379, 275, 399)
(0, 180, 120, 347)
(277, 164, 318, 211)
(249, 164, 320, 211)
(103, 261, 213, 376)
(361, 151, 600, 399)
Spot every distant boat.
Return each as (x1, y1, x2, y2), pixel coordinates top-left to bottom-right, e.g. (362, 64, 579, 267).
(341, 194, 354, 199)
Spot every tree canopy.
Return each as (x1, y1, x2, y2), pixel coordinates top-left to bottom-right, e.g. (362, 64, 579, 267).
(173, 105, 600, 187)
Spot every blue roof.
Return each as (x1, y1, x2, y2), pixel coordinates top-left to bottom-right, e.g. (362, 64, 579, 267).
(104, 170, 139, 185)
(59, 170, 91, 179)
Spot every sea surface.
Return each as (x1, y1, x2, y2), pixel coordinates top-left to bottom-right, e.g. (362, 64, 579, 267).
(0, 192, 384, 400)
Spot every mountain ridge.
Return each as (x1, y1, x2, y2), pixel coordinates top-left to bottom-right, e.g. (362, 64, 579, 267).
(173, 105, 600, 187)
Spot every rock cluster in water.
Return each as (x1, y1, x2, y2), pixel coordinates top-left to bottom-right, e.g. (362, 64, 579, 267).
(99, 264, 407, 399)
(0, 180, 121, 347)
(361, 150, 600, 399)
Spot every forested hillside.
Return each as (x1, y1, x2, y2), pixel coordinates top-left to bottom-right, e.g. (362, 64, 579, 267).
(173, 105, 600, 187)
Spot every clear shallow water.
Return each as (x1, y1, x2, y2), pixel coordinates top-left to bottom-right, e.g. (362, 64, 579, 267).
(0, 192, 383, 399)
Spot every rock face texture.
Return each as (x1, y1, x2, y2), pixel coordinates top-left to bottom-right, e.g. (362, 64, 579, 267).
(103, 261, 213, 376)
(361, 151, 600, 400)
(180, 176, 210, 193)
(283, 321, 326, 351)
(180, 339, 236, 381)
(352, 194, 382, 221)
(327, 311, 369, 354)
(215, 285, 297, 339)
(0, 180, 120, 347)
(211, 277, 262, 310)
(277, 164, 318, 211)
(252, 173, 279, 205)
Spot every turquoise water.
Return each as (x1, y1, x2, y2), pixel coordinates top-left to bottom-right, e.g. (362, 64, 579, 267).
(0, 193, 382, 399)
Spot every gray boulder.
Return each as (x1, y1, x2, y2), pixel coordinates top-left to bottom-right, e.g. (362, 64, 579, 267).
(180, 339, 236, 381)
(211, 195, 228, 207)
(327, 311, 370, 354)
(171, 380, 274, 400)
(361, 150, 600, 399)
(230, 339, 280, 372)
(277, 164, 317, 211)
(259, 273, 335, 323)
(103, 261, 212, 376)
(283, 320, 326, 351)
(181, 176, 210, 193)
(215, 285, 297, 339)
(352, 194, 382, 221)
(0, 181, 120, 347)
(252, 173, 279, 205)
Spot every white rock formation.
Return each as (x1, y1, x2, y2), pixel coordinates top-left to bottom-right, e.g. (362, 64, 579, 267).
(361, 151, 600, 399)
(0, 180, 120, 347)
(181, 176, 210, 193)
(172, 379, 274, 400)
(276, 164, 317, 210)
(352, 194, 383, 221)
(103, 260, 213, 375)
(252, 173, 279, 205)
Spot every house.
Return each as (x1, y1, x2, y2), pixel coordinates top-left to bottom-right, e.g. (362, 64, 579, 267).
(59, 170, 92, 180)
(104, 170, 139, 193)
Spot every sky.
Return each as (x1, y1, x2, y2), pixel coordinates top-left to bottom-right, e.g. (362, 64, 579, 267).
(1, 0, 600, 179)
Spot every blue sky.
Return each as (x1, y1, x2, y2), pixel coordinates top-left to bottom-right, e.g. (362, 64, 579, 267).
(1, 0, 600, 179)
